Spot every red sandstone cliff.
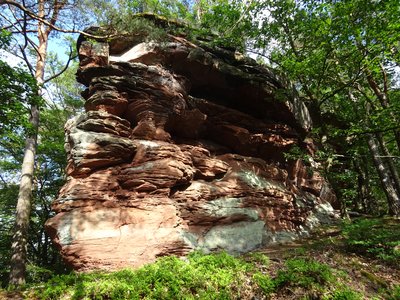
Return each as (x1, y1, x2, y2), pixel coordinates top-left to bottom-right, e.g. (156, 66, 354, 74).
(45, 18, 337, 271)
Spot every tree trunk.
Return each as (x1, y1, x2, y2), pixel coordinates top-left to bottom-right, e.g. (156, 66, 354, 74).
(8, 107, 38, 285)
(376, 132, 400, 195)
(9, 0, 49, 286)
(354, 158, 368, 212)
(367, 134, 400, 215)
(362, 156, 373, 213)
(195, 0, 206, 21)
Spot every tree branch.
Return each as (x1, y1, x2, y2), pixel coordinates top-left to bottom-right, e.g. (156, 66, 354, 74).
(44, 46, 76, 83)
(380, 62, 389, 101)
(45, 0, 65, 36)
(348, 125, 400, 137)
(0, 174, 8, 185)
(0, 0, 111, 39)
(0, 9, 40, 55)
(19, 45, 35, 75)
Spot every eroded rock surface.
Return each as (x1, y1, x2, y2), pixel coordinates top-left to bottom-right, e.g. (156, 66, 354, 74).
(46, 19, 337, 271)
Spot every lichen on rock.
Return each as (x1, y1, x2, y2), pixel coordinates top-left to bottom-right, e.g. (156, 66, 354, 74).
(45, 15, 338, 271)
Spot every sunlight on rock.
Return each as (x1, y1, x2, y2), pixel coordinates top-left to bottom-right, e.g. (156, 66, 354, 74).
(45, 16, 337, 272)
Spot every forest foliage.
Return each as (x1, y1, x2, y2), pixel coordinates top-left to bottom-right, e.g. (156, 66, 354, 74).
(0, 0, 400, 291)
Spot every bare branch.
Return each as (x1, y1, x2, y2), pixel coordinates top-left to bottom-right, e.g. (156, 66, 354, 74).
(44, 46, 76, 83)
(0, 0, 111, 39)
(0, 11, 22, 29)
(0, 17, 26, 30)
(19, 45, 34, 75)
(8, 29, 37, 33)
(0, 174, 8, 185)
(45, 0, 66, 36)
(0, 9, 39, 55)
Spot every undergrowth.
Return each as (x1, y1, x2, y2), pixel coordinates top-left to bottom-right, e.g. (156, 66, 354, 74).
(26, 252, 363, 300)
(342, 218, 400, 264)
(5, 218, 398, 299)
(30, 251, 257, 300)
(264, 258, 363, 300)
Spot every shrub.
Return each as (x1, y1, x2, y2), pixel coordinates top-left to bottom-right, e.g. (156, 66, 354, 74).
(26, 264, 55, 284)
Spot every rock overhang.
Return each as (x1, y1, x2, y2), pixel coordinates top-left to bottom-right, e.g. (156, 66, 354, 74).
(77, 15, 312, 134)
(45, 14, 337, 271)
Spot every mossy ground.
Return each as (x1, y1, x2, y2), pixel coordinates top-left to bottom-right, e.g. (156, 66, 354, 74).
(1, 217, 399, 300)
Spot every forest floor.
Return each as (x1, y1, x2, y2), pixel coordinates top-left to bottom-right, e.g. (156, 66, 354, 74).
(255, 222, 400, 299)
(1, 217, 399, 299)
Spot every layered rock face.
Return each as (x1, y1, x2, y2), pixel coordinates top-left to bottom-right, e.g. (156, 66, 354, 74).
(46, 21, 337, 271)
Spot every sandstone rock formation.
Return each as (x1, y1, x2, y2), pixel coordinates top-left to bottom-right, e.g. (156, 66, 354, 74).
(46, 17, 337, 271)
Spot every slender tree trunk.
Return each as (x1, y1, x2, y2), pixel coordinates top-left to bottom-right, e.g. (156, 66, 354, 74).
(354, 158, 369, 212)
(367, 134, 400, 215)
(8, 107, 38, 285)
(376, 132, 400, 195)
(195, 0, 206, 21)
(361, 156, 373, 213)
(9, 0, 49, 286)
